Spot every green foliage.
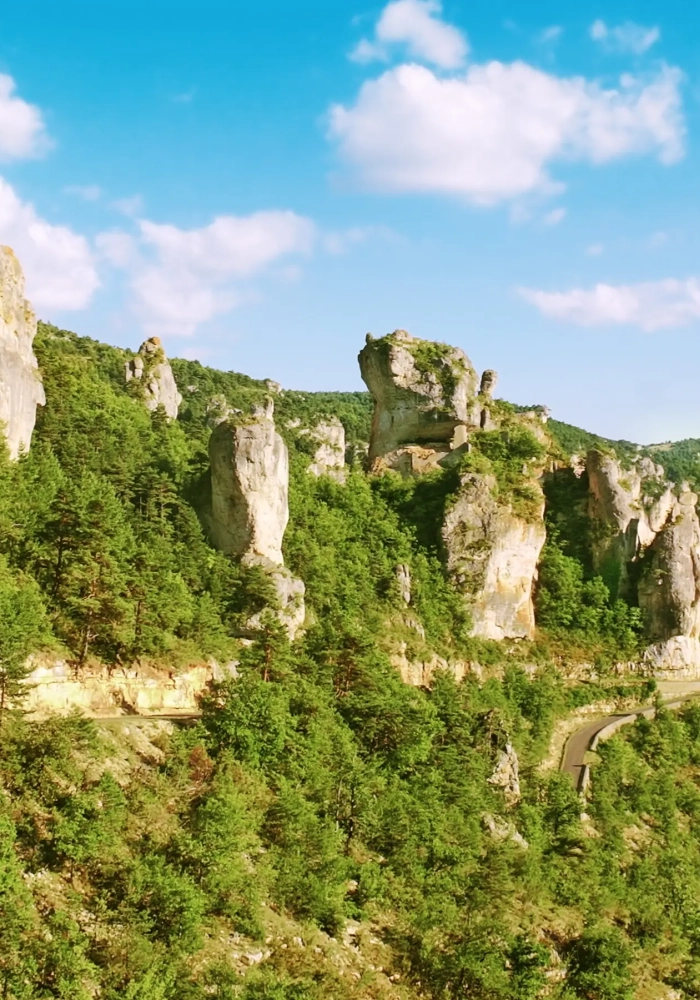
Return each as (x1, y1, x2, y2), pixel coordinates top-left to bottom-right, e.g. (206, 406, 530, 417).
(461, 422, 546, 521)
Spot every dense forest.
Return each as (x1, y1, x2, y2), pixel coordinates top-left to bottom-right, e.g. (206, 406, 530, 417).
(1, 323, 700, 998)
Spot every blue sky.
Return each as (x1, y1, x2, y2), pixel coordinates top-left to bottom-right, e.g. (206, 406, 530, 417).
(1, 0, 699, 442)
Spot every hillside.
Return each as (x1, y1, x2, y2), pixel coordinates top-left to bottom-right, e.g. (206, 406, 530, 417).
(2, 270, 700, 996)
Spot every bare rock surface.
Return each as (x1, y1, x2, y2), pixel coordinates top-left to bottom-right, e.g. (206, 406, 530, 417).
(301, 417, 346, 481)
(209, 400, 306, 639)
(125, 337, 182, 420)
(0, 246, 45, 458)
(442, 473, 546, 640)
(358, 329, 478, 468)
(209, 400, 289, 566)
(488, 743, 521, 805)
(586, 449, 674, 598)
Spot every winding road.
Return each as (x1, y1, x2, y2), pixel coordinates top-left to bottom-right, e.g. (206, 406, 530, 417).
(561, 695, 696, 793)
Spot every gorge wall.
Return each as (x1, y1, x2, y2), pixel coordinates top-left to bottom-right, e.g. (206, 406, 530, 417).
(359, 329, 546, 642)
(0, 246, 45, 459)
(209, 400, 305, 639)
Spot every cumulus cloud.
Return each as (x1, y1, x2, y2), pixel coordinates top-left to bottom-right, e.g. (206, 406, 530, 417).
(590, 19, 660, 54)
(101, 210, 316, 336)
(519, 278, 700, 331)
(0, 74, 49, 161)
(329, 61, 684, 203)
(350, 0, 467, 69)
(0, 177, 99, 310)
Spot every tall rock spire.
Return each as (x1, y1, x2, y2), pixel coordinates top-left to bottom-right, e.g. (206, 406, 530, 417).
(0, 247, 46, 459)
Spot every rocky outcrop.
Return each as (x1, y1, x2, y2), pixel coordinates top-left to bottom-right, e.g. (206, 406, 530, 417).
(210, 400, 289, 565)
(19, 656, 237, 718)
(442, 473, 546, 640)
(359, 329, 479, 471)
(125, 337, 182, 420)
(209, 400, 305, 638)
(638, 490, 700, 641)
(587, 450, 675, 598)
(302, 418, 346, 481)
(0, 246, 45, 458)
(586, 449, 700, 674)
(487, 743, 521, 806)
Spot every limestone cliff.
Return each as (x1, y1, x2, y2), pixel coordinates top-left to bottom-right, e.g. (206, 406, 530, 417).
(209, 400, 305, 638)
(0, 246, 45, 458)
(586, 449, 700, 673)
(301, 418, 346, 481)
(586, 449, 674, 598)
(442, 473, 546, 640)
(358, 329, 479, 471)
(19, 656, 237, 718)
(125, 337, 182, 420)
(210, 400, 289, 565)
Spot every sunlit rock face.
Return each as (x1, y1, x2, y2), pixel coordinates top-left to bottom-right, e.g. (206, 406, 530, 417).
(125, 337, 182, 420)
(0, 247, 45, 459)
(442, 473, 546, 641)
(301, 418, 346, 482)
(358, 329, 479, 471)
(208, 400, 305, 639)
(209, 400, 289, 566)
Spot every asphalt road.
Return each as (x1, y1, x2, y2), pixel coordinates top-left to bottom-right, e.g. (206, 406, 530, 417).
(561, 697, 694, 792)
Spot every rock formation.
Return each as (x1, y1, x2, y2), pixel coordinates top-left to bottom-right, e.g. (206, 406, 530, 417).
(0, 246, 45, 458)
(125, 337, 182, 420)
(209, 400, 305, 638)
(487, 742, 521, 806)
(442, 473, 546, 640)
(358, 329, 479, 472)
(210, 400, 289, 565)
(301, 418, 346, 482)
(586, 450, 674, 598)
(586, 449, 700, 673)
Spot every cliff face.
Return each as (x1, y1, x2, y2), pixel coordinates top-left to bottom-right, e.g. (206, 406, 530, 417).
(586, 450, 675, 598)
(586, 449, 700, 673)
(209, 400, 305, 638)
(303, 418, 347, 482)
(0, 246, 45, 458)
(210, 400, 290, 565)
(125, 337, 182, 420)
(358, 329, 479, 471)
(442, 473, 546, 640)
(359, 330, 547, 642)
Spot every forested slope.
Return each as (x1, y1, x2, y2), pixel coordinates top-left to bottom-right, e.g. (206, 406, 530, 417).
(1, 323, 700, 998)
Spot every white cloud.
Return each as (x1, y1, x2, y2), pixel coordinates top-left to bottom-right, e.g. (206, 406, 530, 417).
(102, 210, 316, 336)
(590, 19, 660, 54)
(586, 243, 604, 255)
(0, 177, 99, 311)
(96, 230, 138, 269)
(112, 195, 144, 217)
(0, 74, 49, 161)
(540, 26, 563, 43)
(520, 278, 700, 331)
(65, 184, 102, 201)
(329, 62, 684, 204)
(543, 207, 566, 225)
(323, 224, 397, 254)
(350, 0, 467, 69)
